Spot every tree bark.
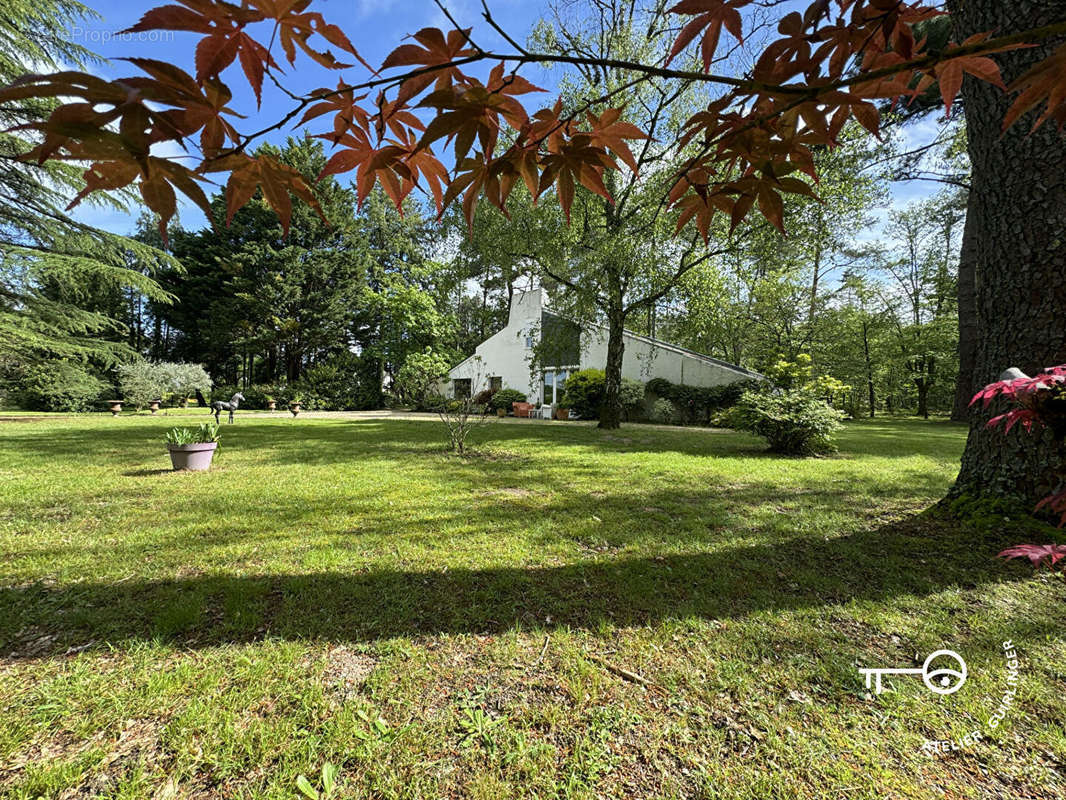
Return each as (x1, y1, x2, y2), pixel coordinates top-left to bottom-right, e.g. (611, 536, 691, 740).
(949, 0, 1066, 503)
(951, 192, 979, 421)
(599, 308, 625, 429)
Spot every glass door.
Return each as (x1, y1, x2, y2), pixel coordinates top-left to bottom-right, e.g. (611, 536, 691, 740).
(542, 368, 574, 405)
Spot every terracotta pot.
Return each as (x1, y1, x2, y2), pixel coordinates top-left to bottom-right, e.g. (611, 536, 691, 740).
(267, 400, 277, 411)
(496, 407, 507, 417)
(167, 441, 218, 471)
(289, 402, 301, 417)
(108, 400, 123, 417)
(555, 407, 570, 421)
(149, 400, 161, 414)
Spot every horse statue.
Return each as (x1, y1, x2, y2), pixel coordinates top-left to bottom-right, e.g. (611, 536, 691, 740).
(210, 392, 245, 424)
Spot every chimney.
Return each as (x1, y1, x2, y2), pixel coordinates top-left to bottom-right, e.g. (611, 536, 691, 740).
(508, 287, 548, 326)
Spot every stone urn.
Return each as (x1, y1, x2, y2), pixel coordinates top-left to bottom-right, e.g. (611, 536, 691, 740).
(108, 400, 123, 416)
(554, 407, 570, 421)
(167, 442, 218, 471)
(148, 400, 161, 415)
(289, 401, 301, 417)
(267, 400, 277, 411)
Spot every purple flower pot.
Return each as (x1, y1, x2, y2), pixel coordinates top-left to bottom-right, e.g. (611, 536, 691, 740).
(167, 442, 218, 471)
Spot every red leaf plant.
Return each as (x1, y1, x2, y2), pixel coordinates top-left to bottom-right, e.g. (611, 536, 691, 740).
(973, 365, 1066, 571)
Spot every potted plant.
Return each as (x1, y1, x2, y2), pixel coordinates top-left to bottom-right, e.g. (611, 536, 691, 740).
(148, 399, 161, 414)
(289, 395, 302, 417)
(108, 400, 123, 416)
(165, 423, 221, 471)
(554, 406, 570, 420)
(266, 396, 277, 411)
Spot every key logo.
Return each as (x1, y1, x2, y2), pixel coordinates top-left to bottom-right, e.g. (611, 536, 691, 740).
(859, 649, 967, 696)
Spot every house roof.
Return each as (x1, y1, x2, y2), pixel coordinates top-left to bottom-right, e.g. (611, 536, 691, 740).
(605, 322, 764, 380)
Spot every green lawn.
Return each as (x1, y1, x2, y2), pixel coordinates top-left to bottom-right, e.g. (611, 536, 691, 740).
(1, 414, 1063, 799)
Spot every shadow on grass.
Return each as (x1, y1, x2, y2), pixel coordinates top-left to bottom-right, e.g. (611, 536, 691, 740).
(0, 510, 1043, 659)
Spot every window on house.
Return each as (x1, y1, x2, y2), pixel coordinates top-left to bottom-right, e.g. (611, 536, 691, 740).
(489, 376, 502, 392)
(453, 378, 471, 399)
(542, 370, 554, 404)
(525, 335, 533, 349)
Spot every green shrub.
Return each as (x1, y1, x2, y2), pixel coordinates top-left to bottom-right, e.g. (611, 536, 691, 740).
(395, 348, 450, 409)
(490, 388, 527, 412)
(116, 361, 169, 408)
(16, 359, 108, 412)
(289, 353, 378, 410)
(238, 384, 275, 410)
(423, 391, 447, 410)
(724, 388, 844, 455)
(561, 369, 605, 418)
(159, 363, 212, 405)
(211, 383, 239, 402)
(646, 376, 763, 424)
(649, 397, 677, 425)
(620, 378, 645, 418)
(761, 354, 813, 390)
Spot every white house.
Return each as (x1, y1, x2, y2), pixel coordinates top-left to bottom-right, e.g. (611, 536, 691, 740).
(445, 288, 761, 408)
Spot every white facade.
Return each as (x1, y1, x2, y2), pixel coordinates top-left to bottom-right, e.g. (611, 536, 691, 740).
(446, 289, 760, 405)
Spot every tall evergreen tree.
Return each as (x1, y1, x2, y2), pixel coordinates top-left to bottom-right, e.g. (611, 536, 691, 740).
(0, 0, 171, 365)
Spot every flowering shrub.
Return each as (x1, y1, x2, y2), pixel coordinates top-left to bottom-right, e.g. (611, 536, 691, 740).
(972, 365, 1066, 571)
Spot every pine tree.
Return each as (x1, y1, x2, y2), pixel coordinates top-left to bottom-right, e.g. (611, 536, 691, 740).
(0, 0, 171, 366)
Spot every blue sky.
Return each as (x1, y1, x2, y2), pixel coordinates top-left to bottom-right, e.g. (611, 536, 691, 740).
(63, 0, 943, 240)
(67, 0, 556, 233)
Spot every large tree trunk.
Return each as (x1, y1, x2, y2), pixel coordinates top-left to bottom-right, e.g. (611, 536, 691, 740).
(599, 309, 625, 429)
(951, 192, 979, 421)
(949, 0, 1066, 503)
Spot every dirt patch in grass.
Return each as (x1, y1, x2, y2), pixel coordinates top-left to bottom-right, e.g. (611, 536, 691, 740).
(321, 646, 378, 699)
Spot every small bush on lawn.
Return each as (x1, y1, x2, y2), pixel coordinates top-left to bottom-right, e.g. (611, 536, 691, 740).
(490, 388, 527, 412)
(725, 388, 844, 455)
(561, 369, 605, 418)
(650, 397, 678, 425)
(116, 362, 170, 409)
(15, 359, 107, 411)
